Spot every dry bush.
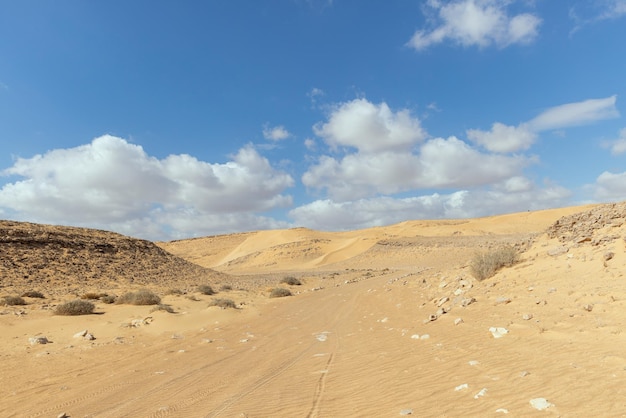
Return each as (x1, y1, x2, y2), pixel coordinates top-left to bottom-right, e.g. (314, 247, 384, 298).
(165, 288, 184, 296)
(54, 300, 95, 316)
(219, 284, 233, 292)
(208, 298, 237, 309)
(197, 284, 216, 295)
(21, 290, 45, 299)
(280, 276, 302, 286)
(116, 289, 161, 305)
(101, 295, 117, 304)
(150, 304, 175, 313)
(471, 245, 519, 281)
(269, 288, 292, 298)
(2, 296, 26, 306)
(81, 292, 106, 300)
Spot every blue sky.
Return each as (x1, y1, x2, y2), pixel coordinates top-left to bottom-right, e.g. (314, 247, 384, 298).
(1, 0, 626, 240)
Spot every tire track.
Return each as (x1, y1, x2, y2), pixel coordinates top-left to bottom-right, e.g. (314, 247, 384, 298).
(306, 350, 335, 418)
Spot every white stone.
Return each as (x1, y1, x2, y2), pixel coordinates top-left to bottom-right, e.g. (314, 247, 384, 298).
(495, 408, 509, 414)
(474, 388, 487, 399)
(454, 383, 469, 391)
(468, 360, 480, 366)
(410, 334, 420, 339)
(522, 313, 533, 320)
(454, 318, 464, 325)
(529, 398, 553, 411)
(73, 330, 88, 338)
(420, 334, 430, 340)
(489, 327, 509, 338)
(29, 336, 49, 345)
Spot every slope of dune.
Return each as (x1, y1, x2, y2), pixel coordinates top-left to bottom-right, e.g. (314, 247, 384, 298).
(2, 202, 626, 417)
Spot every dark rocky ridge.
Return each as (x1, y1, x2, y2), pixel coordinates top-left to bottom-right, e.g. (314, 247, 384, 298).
(0, 220, 228, 294)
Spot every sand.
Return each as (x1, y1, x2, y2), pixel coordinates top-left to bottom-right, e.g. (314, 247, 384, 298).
(2, 203, 626, 417)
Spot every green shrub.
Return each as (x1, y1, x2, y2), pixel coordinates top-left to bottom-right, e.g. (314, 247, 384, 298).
(54, 300, 95, 316)
(208, 298, 237, 309)
(280, 276, 302, 286)
(269, 288, 292, 298)
(197, 285, 216, 295)
(470, 245, 519, 281)
(1, 296, 26, 306)
(21, 291, 45, 299)
(116, 289, 161, 305)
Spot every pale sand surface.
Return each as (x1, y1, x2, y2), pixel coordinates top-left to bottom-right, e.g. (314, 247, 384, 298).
(2, 203, 626, 417)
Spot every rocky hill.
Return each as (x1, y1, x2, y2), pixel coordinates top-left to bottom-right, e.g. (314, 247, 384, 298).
(0, 220, 228, 295)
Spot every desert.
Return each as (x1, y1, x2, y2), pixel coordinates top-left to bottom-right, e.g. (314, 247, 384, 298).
(2, 202, 626, 417)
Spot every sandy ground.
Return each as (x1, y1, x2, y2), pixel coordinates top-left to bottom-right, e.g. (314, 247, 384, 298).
(2, 204, 626, 417)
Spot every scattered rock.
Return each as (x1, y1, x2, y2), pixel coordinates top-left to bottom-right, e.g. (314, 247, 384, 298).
(583, 304, 594, 312)
(399, 409, 413, 416)
(454, 318, 464, 325)
(495, 408, 509, 414)
(437, 297, 449, 307)
(420, 334, 430, 340)
(495, 297, 512, 305)
(522, 313, 533, 320)
(474, 388, 487, 399)
(520, 371, 530, 377)
(454, 383, 469, 391)
(410, 334, 420, 340)
(29, 336, 49, 345)
(547, 246, 568, 256)
(461, 297, 476, 307)
(529, 398, 553, 411)
(604, 251, 614, 261)
(489, 327, 509, 339)
(57, 413, 69, 418)
(84, 333, 96, 341)
(74, 330, 88, 338)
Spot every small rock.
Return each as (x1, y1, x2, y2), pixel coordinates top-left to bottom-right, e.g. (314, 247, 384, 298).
(474, 388, 487, 399)
(420, 334, 430, 340)
(437, 297, 449, 307)
(399, 409, 413, 416)
(453, 288, 463, 296)
(520, 370, 530, 377)
(495, 297, 512, 305)
(428, 313, 438, 322)
(489, 327, 509, 339)
(495, 408, 509, 414)
(84, 333, 96, 341)
(29, 336, 49, 345)
(522, 313, 533, 320)
(57, 413, 69, 418)
(529, 398, 553, 411)
(410, 334, 420, 339)
(454, 383, 469, 391)
(583, 304, 594, 312)
(74, 330, 88, 338)
(468, 360, 480, 366)
(548, 246, 569, 256)
(461, 297, 476, 307)
(604, 251, 614, 261)
(454, 318, 464, 325)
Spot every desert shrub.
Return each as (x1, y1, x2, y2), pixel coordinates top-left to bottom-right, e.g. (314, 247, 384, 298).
(101, 295, 117, 304)
(269, 288, 292, 298)
(165, 288, 184, 296)
(81, 292, 106, 300)
(21, 291, 45, 299)
(1, 295, 26, 306)
(219, 284, 233, 292)
(208, 298, 237, 309)
(150, 304, 175, 313)
(186, 295, 200, 302)
(470, 245, 519, 281)
(54, 300, 95, 316)
(197, 284, 216, 295)
(280, 276, 302, 286)
(116, 289, 161, 305)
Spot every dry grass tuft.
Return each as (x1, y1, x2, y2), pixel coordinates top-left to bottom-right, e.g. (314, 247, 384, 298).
(116, 289, 161, 306)
(208, 298, 238, 309)
(54, 300, 95, 316)
(81, 292, 106, 300)
(21, 291, 45, 299)
(470, 245, 519, 281)
(1, 295, 27, 306)
(269, 288, 292, 298)
(219, 284, 233, 292)
(150, 304, 176, 313)
(280, 276, 302, 286)
(197, 284, 216, 295)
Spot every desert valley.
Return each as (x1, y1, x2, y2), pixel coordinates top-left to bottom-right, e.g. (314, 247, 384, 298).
(2, 202, 626, 417)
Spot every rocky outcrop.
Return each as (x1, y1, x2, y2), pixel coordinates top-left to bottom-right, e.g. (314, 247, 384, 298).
(546, 202, 626, 245)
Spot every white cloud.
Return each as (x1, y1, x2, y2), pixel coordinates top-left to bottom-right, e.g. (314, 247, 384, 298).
(290, 181, 571, 231)
(313, 98, 426, 153)
(304, 138, 317, 150)
(590, 170, 626, 201)
(608, 128, 626, 155)
(0, 135, 294, 240)
(263, 124, 291, 141)
(303, 135, 533, 201)
(528, 95, 619, 131)
(467, 122, 537, 152)
(407, 0, 541, 50)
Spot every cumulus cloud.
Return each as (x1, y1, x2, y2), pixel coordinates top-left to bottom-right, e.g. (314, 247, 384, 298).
(607, 128, 626, 155)
(0, 135, 294, 240)
(528, 95, 619, 131)
(467, 122, 537, 153)
(407, 0, 541, 50)
(290, 180, 571, 231)
(262, 124, 291, 141)
(303, 135, 533, 201)
(313, 98, 426, 153)
(590, 171, 626, 201)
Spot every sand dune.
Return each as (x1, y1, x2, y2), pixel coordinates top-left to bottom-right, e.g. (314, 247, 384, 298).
(2, 203, 626, 416)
